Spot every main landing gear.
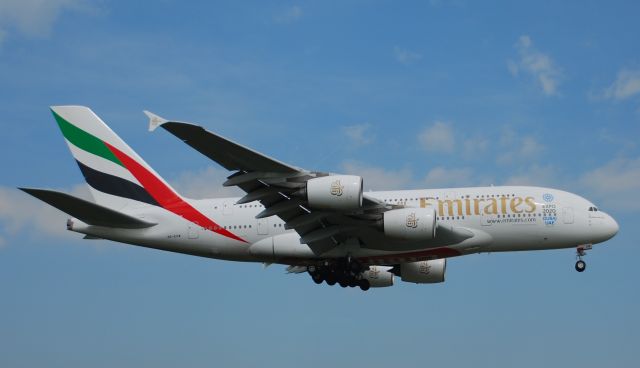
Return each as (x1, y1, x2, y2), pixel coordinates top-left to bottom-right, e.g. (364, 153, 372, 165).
(575, 244, 591, 272)
(308, 259, 371, 291)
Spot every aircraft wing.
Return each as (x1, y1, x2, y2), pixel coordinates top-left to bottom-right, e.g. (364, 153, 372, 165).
(146, 112, 472, 255)
(148, 116, 299, 173)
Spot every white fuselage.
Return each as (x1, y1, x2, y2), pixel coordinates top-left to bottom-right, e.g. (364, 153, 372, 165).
(68, 186, 619, 265)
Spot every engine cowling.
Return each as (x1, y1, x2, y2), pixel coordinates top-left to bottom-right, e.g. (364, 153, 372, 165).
(398, 259, 446, 284)
(383, 207, 437, 241)
(361, 266, 394, 287)
(306, 175, 363, 210)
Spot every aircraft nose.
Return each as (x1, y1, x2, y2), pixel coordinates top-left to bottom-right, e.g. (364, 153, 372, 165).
(602, 213, 619, 241)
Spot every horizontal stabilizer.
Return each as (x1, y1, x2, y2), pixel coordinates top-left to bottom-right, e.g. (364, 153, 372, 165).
(19, 188, 157, 229)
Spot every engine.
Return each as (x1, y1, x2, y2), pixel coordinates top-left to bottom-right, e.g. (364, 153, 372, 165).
(396, 259, 446, 284)
(383, 207, 437, 241)
(306, 175, 363, 210)
(361, 266, 394, 287)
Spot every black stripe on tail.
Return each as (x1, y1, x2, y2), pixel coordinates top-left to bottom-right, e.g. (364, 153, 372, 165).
(75, 160, 160, 207)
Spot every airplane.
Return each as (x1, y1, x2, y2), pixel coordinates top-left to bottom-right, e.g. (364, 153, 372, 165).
(20, 106, 619, 291)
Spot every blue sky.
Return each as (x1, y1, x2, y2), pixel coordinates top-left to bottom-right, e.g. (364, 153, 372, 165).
(1, 1, 639, 367)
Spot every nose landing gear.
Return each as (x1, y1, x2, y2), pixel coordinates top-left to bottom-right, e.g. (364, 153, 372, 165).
(575, 259, 586, 272)
(575, 244, 591, 272)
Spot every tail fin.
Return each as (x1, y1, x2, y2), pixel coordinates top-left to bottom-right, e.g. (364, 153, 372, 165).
(51, 106, 181, 211)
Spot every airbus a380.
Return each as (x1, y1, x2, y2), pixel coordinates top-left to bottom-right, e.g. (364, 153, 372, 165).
(21, 106, 619, 291)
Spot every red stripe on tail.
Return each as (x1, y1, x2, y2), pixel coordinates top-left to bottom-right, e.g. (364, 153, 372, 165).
(105, 142, 246, 243)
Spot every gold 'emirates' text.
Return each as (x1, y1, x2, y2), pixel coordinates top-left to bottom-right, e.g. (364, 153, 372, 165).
(420, 196, 536, 217)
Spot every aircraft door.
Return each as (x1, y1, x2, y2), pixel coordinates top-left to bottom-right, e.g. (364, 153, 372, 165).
(563, 207, 574, 224)
(257, 218, 269, 235)
(188, 225, 199, 239)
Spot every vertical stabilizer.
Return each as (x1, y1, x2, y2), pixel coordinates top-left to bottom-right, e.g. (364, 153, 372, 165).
(51, 106, 177, 210)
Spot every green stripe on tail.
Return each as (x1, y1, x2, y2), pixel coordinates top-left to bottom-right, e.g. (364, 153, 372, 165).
(52, 109, 124, 168)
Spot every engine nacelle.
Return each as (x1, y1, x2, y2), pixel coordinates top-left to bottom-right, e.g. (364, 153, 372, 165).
(306, 175, 363, 210)
(383, 207, 436, 241)
(399, 259, 446, 284)
(361, 266, 394, 287)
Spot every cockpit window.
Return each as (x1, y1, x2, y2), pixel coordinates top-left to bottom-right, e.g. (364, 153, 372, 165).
(588, 206, 599, 212)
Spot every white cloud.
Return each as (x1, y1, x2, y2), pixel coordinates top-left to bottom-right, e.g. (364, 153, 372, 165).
(520, 136, 544, 157)
(463, 135, 489, 157)
(0, 0, 91, 41)
(394, 46, 422, 65)
(274, 5, 303, 23)
(417, 122, 488, 158)
(508, 35, 562, 96)
(170, 166, 242, 199)
(506, 59, 519, 76)
(604, 69, 640, 100)
(579, 157, 640, 212)
(497, 127, 545, 165)
(342, 124, 373, 146)
(423, 167, 475, 188)
(419, 121, 455, 153)
(342, 161, 414, 190)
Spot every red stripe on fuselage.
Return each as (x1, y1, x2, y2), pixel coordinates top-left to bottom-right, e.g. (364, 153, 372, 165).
(105, 142, 246, 243)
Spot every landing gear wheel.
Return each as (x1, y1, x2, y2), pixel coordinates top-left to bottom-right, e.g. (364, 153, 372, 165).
(311, 273, 324, 284)
(326, 274, 336, 286)
(575, 245, 590, 273)
(358, 279, 370, 291)
(349, 261, 362, 274)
